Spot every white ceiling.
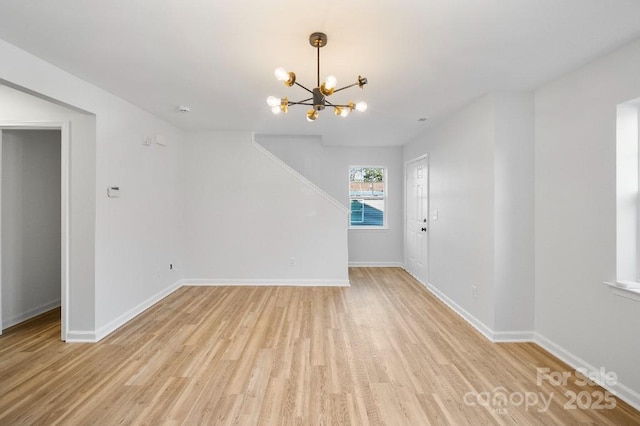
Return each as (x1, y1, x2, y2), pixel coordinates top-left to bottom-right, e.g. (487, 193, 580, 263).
(1, 1, 640, 146)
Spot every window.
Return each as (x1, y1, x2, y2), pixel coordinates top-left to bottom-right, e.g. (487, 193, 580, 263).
(610, 98, 640, 301)
(349, 166, 386, 228)
(616, 100, 640, 282)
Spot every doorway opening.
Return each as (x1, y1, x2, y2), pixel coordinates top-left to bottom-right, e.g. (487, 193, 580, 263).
(0, 122, 69, 341)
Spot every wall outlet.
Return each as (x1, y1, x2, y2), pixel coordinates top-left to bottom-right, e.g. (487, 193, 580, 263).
(471, 285, 478, 299)
(289, 257, 295, 267)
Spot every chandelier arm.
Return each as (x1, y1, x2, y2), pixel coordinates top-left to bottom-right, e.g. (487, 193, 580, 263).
(332, 82, 360, 93)
(288, 100, 314, 106)
(293, 82, 314, 94)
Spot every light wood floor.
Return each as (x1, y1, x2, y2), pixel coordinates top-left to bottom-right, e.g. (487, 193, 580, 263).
(1, 267, 639, 425)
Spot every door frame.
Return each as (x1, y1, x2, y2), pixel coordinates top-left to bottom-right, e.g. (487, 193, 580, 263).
(404, 154, 429, 284)
(0, 121, 70, 341)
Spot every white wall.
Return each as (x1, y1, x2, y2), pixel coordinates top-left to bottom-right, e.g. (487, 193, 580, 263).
(404, 94, 497, 330)
(1, 130, 61, 328)
(256, 135, 404, 266)
(0, 84, 96, 334)
(403, 92, 535, 336)
(493, 94, 535, 333)
(0, 36, 346, 339)
(0, 38, 185, 340)
(535, 38, 640, 403)
(255, 135, 324, 185)
(93, 107, 184, 336)
(183, 132, 349, 284)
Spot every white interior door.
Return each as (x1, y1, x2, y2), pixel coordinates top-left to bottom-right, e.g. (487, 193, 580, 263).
(405, 155, 428, 284)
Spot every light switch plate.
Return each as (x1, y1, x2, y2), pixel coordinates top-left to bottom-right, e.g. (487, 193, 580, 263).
(107, 186, 120, 198)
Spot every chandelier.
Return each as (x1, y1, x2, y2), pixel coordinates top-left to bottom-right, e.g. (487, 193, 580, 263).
(267, 32, 368, 122)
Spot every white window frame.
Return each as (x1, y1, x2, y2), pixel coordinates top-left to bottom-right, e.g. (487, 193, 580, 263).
(348, 165, 388, 230)
(605, 98, 640, 302)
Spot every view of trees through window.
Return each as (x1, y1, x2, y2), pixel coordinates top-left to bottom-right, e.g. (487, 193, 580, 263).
(349, 166, 385, 227)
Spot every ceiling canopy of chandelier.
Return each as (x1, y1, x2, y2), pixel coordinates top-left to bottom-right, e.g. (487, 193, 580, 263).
(267, 32, 368, 122)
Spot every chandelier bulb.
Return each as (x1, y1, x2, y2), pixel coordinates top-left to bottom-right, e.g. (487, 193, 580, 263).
(275, 67, 295, 86)
(320, 81, 335, 96)
(325, 75, 337, 90)
(341, 108, 349, 118)
(356, 101, 368, 112)
(271, 105, 281, 115)
(274, 67, 289, 81)
(267, 96, 280, 107)
(306, 109, 318, 122)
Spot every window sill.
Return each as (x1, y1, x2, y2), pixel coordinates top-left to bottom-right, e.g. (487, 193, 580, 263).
(603, 281, 640, 302)
(349, 226, 389, 231)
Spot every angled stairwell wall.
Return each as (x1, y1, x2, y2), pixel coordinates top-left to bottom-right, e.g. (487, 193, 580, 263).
(255, 134, 405, 267)
(183, 131, 349, 285)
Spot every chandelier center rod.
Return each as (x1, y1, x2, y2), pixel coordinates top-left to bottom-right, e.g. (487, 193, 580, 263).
(317, 44, 320, 88)
(309, 32, 328, 88)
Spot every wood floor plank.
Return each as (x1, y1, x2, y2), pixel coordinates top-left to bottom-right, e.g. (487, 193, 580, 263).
(1, 267, 639, 425)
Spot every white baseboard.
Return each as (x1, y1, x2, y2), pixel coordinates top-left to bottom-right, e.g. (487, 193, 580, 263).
(94, 279, 184, 342)
(493, 330, 536, 342)
(66, 276, 348, 342)
(65, 329, 97, 342)
(67, 279, 183, 343)
(348, 262, 405, 268)
(66, 269, 640, 412)
(534, 333, 640, 412)
(423, 281, 496, 341)
(184, 278, 350, 287)
(404, 269, 534, 343)
(2, 298, 61, 329)
(407, 269, 640, 411)
(425, 281, 534, 342)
